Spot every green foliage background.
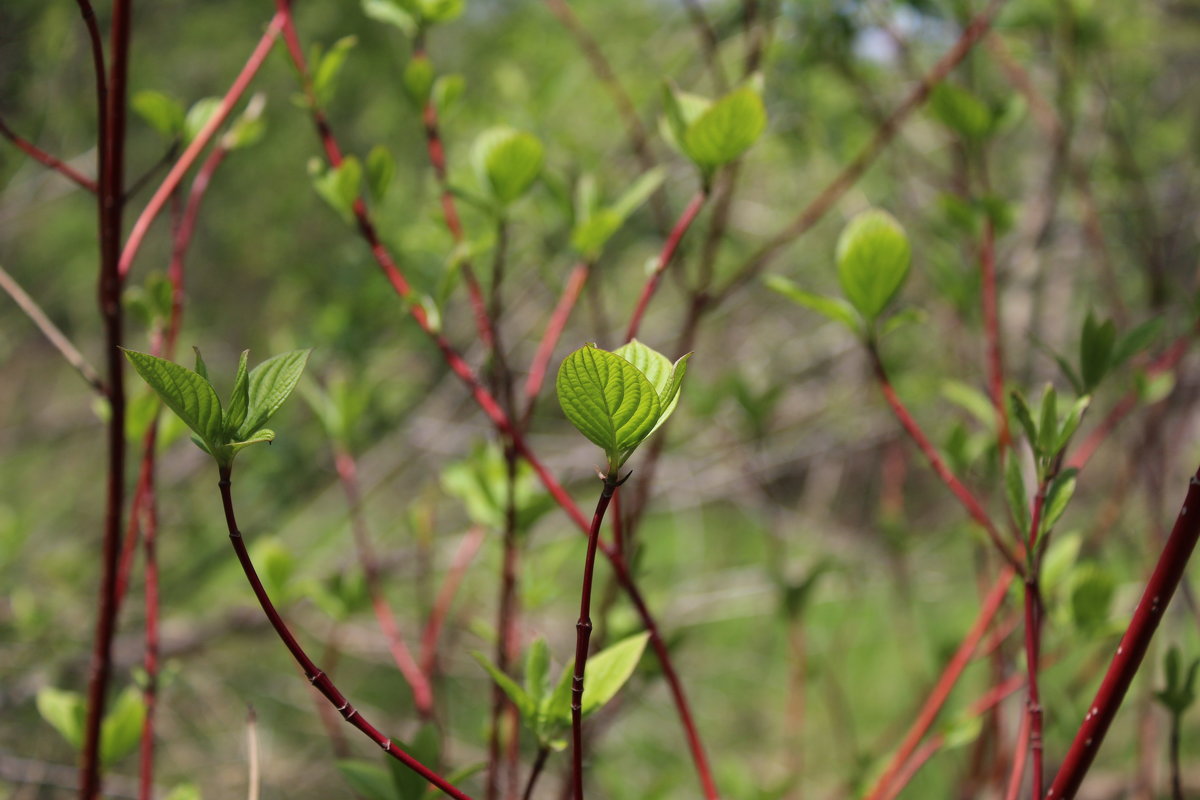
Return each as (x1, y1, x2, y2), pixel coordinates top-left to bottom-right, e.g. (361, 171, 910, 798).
(3, 0, 1200, 797)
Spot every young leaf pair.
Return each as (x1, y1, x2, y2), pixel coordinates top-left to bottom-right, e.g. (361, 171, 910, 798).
(556, 340, 690, 475)
(123, 348, 310, 469)
(767, 208, 913, 340)
(472, 633, 650, 751)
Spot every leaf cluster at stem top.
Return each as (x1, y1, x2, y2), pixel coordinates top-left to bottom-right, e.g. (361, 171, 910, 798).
(123, 348, 310, 469)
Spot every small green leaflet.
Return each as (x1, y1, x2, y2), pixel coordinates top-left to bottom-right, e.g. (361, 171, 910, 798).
(556, 342, 690, 472)
(682, 87, 768, 169)
(123, 348, 310, 468)
(836, 209, 911, 323)
(472, 126, 543, 208)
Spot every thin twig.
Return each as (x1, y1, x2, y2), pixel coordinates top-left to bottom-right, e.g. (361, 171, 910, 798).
(419, 526, 487, 679)
(119, 12, 283, 279)
(246, 706, 260, 800)
(217, 468, 474, 800)
(0, 117, 97, 192)
(867, 342, 1024, 573)
(862, 567, 1016, 800)
(625, 190, 708, 341)
(520, 261, 590, 429)
(0, 264, 106, 395)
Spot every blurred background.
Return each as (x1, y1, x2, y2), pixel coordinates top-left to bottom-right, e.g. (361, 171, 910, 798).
(2, 0, 1200, 797)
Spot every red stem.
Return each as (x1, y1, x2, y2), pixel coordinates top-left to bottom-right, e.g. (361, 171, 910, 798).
(118, 12, 283, 279)
(419, 526, 487, 678)
(1022, 482, 1048, 798)
(867, 343, 1024, 573)
(80, 0, 132, 795)
(979, 220, 1010, 453)
(1004, 709, 1032, 800)
(217, 468, 473, 800)
(879, 674, 1025, 800)
(571, 477, 619, 800)
(520, 261, 591, 429)
(137, 436, 160, 800)
(862, 566, 1015, 800)
(277, 10, 719, 793)
(625, 191, 708, 342)
(332, 448, 435, 718)
(1045, 465, 1200, 799)
(415, 68, 494, 350)
(0, 117, 97, 192)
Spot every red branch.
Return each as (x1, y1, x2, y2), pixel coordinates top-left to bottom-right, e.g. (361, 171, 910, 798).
(80, 0, 132, 794)
(218, 470, 473, 800)
(277, 9, 719, 794)
(625, 191, 707, 341)
(118, 12, 283, 279)
(333, 448, 434, 718)
(868, 344, 1024, 572)
(863, 566, 1016, 800)
(879, 673, 1025, 800)
(414, 64, 494, 350)
(521, 261, 590, 428)
(570, 478, 618, 799)
(419, 526, 487, 678)
(0, 117, 97, 192)
(1045, 464, 1200, 799)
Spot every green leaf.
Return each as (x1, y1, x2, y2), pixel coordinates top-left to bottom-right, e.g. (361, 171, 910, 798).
(556, 344, 662, 470)
(542, 665, 573, 729)
(253, 537, 295, 602)
(525, 638, 550, 713)
(432, 74, 465, 112)
(682, 86, 767, 169)
(239, 349, 311, 439)
(193, 346, 210, 380)
(418, 0, 464, 23)
(314, 36, 357, 107)
(472, 651, 533, 718)
(403, 55, 435, 107)
(362, 0, 418, 34)
(1080, 313, 1116, 391)
(162, 784, 202, 800)
(1041, 469, 1078, 536)
(928, 83, 993, 141)
(610, 167, 666, 221)
(1005, 456, 1030, 535)
(123, 349, 224, 451)
(366, 145, 396, 201)
(224, 350, 250, 436)
(222, 94, 267, 151)
(132, 90, 185, 139)
(36, 687, 85, 750)
(1054, 396, 1090, 453)
(1112, 318, 1163, 369)
(659, 83, 711, 155)
(183, 97, 221, 144)
(440, 442, 553, 531)
(1036, 383, 1058, 459)
(1041, 532, 1081, 594)
(337, 760, 399, 800)
(472, 127, 544, 207)
(835, 210, 911, 323)
(313, 156, 363, 224)
(387, 725, 439, 800)
(941, 380, 998, 431)
(100, 686, 145, 766)
(1010, 390, 1038, 449)
(570, 210, 622, 260)
(1068, 563, 1115, 635)
(580, 632, 650, 715)
(765, 276, 863, 336)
